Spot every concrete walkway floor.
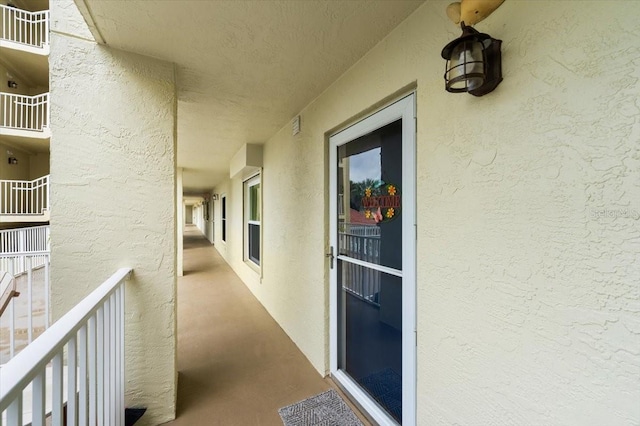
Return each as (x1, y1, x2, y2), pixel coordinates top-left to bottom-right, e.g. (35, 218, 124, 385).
(164, 225, 369, 426)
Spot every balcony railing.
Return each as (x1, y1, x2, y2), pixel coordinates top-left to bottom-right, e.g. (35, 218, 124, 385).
(0, 268, 131, 426)
(0, 175, 49, 216)
(0, 93, 49, 133)
(0, 251, 50, 364)
(0, 225, 49, 255)
(340, 222, 381, 237)
(339, 232, 382, 306)
(0, 4, 49, 49)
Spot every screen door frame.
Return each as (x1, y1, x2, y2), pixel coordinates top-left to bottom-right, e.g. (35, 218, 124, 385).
(329, 93, 416, 426)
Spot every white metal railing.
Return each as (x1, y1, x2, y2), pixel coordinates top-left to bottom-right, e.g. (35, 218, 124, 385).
(339, 232, 381, 305)
(0, 251, 50, 364)
(0, 4, 49, 48)
(0, 268, 131, 426)
(0, 93, 49, 133)
(340, 223, 381, 237)
(0, 175, 49, 216)
(0, 225, 50, 254)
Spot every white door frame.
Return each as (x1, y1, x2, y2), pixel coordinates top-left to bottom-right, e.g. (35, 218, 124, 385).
(329, 93, 416, 426)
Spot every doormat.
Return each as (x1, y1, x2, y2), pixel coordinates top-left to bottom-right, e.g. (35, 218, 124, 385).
(358, 368, 402, 422)
(278, 389, 363, 426)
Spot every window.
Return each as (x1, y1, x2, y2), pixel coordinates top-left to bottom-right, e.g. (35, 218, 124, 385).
(244, 175, 261, 267)
(221, 195, 227, 243)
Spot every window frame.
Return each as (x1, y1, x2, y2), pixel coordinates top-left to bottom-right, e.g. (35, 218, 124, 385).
(221, 194, 227, 243)
(244, 173, 261, 269)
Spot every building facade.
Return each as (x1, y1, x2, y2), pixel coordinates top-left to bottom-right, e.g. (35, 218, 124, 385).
(28, 0, 640, 425)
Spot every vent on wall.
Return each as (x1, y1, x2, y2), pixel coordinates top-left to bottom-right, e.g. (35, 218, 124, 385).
(292, 115, 301, 136)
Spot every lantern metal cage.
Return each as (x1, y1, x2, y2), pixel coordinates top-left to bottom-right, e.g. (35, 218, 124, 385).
(441, 23, 503, 96)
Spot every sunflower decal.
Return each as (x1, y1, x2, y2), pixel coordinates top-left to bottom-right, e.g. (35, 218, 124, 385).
(364, 187, 372, 197)
(365, 210, 372, 219)
(386, 208, 395, 218)
(387, 185, 396, 196)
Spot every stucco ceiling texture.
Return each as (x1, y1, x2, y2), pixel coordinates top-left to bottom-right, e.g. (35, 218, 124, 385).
(78, 0, 424, 193)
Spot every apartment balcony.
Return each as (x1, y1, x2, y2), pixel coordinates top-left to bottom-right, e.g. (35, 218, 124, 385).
(0, 175, 50, 223)
(0, 93, 50, 147)
(0, 5, 49, 89)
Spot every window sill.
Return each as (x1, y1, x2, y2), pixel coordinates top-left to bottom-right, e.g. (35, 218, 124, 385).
(245, 259, 261, 275)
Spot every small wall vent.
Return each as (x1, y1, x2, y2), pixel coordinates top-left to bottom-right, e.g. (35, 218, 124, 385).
(292, 115, 301, 136)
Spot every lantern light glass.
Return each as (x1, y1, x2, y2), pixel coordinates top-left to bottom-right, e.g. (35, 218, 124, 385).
(441, 23, 503, 96)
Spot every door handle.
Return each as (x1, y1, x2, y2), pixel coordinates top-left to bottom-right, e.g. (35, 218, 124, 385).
(326, 246, 334, 269)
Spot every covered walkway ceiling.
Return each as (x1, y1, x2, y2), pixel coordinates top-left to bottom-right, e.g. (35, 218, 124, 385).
(75, 0, 424, 193)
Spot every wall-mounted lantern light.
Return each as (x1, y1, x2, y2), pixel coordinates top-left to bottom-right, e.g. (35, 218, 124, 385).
(7, 80, 18, 89)
(212, 194, 219, 201)
(441, 22, 502, 96)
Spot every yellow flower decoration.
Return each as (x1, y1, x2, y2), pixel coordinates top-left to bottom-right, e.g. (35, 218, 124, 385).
(364, 187, 372, 197)
(388, 185, 396, 196)
(365, 210, 372, 219)
(386, 208, 395, 218)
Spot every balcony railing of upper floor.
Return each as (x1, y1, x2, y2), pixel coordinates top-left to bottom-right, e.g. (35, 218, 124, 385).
(0, 4, 49, 51)
(0, 175, 49, 217)
(0, 93, 49, 136)
(0, 225, 50, 269)
(0, 250, 50, 364)
(1, 268, 131, 426)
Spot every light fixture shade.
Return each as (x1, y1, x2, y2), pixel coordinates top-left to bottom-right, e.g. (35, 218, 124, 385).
(441, 23, 502, 96)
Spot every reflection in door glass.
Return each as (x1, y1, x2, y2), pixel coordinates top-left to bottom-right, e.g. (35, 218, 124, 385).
(337, 119, 403, 423)
(337, 120, 402, 271)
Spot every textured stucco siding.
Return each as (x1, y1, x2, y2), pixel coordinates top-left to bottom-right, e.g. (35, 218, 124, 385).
(214, 1, 639, 425)
(49, 1, 178, 423)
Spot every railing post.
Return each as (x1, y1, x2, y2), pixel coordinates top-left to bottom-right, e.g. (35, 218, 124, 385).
(103, 298, 111, 426)
(46, 174, 50, 213)
(119, 281, 126, 426)
(52, 352, 64, 426)
(88, 315, 97, 426)
(27, 255, 33, 343)
(96, 306, 104, 425)
(32, 370, 46, 426)
(7, 395, 23, 426)
(44, 10, 50, 47)
(78, 325, 88, 426)
(68, 335, 78, 426)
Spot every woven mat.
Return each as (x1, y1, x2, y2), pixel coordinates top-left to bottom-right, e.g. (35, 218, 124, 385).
(278, 389, 363, 426)
(358, 368, 402, 422)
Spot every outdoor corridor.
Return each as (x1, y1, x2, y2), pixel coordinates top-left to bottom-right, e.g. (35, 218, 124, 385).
(165, 225, 368, 425)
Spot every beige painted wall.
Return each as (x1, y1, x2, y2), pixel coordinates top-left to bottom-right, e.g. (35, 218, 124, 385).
(213, 1, 639, 424)
(0, 61, 33, 96)
(49, 1, 177, 424)
(28, 151, 49, 179)
(0, 142, 30, 180)
(0, 143, 48, 180)
(184, 205, 193, 224)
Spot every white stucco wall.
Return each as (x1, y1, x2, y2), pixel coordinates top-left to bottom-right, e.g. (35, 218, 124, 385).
(49, 1, 177, 424)
(214, 1, 639, 424)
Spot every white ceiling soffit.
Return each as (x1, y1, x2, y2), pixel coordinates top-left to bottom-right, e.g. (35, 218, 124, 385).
(75, 0, 425, 192)
(183, 195, 205, 206)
